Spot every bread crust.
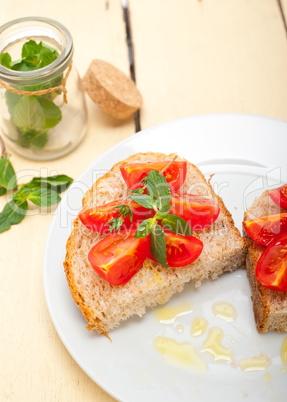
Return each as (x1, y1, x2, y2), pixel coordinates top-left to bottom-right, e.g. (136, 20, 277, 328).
(64, 152, 247, 334)
(244, 191, 287, 333)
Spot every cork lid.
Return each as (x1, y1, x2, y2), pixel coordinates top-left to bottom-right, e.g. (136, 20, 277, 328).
(82, 59, 143, 119)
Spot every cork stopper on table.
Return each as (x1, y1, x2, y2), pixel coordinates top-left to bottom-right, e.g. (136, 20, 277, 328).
(82, 59, 143, 119)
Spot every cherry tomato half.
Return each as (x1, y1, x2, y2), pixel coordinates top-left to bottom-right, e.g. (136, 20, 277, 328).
(269, 184, 287, 210)
(243, 213, 287, 246)
(79, 199, 153, 233)
(169, 193, 220, 230)
(149, 230, 203, 267)
(120, 161, 187, 192)
(88, 232, 150, 286)
(256, 232, 287, 292)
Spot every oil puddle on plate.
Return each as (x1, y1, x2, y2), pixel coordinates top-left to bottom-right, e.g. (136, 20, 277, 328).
(190, 316, 208, 337)
(238, 356, 271, 372)
(281, 336, 287, 366)
(152, 294, 277, 374)
(154, 301, 193, 324)
(212, 302, 237, 323)
(153, 336, 207, 373)
(201, 327, 233, 362)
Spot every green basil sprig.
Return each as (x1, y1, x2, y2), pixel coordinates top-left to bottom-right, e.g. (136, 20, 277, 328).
(0, 155, 17, 195)
(0, 200, 28, 233)
(150, 224, 168, 269)
(161, 214, 192, 236)
(108, 168, 192, 269)
(0, 137, 73, 233)
(0, 136, 17, 196)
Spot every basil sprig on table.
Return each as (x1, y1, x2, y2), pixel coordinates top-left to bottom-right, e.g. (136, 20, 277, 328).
(0, 40, 62, 149)
(0, 138, 73, 233)
(108, 170, 192, 269)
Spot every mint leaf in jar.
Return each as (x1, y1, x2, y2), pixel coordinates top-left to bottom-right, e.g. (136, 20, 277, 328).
(21, 39, 43, 60)
(37, 45, 59, 68)
(0, 53, 13, 69)
(12, 96, 62, 148)
(11, 40, 59, 71)
(37, 97, 62, 128)
(0, 40, 62, 150)
(13, 96, 46, 132)
(5, 91, 21, 117)
(19, 129, 48, 149)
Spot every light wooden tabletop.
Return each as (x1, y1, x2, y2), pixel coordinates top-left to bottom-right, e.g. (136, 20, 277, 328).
(1, 1, 287, 401)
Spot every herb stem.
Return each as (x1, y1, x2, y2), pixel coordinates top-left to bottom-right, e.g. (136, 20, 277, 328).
(160, 154, 178, 175)
(0, 135, 7, 159)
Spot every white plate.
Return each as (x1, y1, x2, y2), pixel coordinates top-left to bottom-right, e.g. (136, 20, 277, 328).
(43, 114, 287, 402)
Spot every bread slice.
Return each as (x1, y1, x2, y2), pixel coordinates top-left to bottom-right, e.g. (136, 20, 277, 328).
(244, 190, 287, 333)
(64, 152, 247, 335)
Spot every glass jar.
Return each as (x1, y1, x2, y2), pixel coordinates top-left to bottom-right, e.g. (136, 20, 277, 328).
(0, 17, 87, 160)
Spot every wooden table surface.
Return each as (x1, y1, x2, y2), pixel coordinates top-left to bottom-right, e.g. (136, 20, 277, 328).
(1, 1, 287, 401)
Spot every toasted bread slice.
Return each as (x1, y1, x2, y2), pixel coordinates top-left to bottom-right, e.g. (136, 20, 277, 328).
(64, 152, 247, 335)
(244, 190, 287, 333)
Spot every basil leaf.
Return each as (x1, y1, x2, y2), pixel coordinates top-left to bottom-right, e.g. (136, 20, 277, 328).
(0, 200, 27, 233)
(27, 175, 73, 193)
(0, 158, 17, 191)
(161, 214, 192, 236)
(0, 186, 6, 196)
(13, 96, 46, 132)
(135, 218, 156, 238)
(43, 175, 73, 192)
(128, 208, 133, 222)
(145, 170, 171, 209)
(13, 188, 29, 203)
(150, 224, 168, 269)
(37, 97, 62, 128)
(129, 194, 156, 209)
(27, 187, 61, 206)
(130, 187, 144, 195)
(155, 205, 172, 220)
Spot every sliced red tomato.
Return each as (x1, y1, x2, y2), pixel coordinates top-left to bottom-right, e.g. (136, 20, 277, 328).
(256, 232, 287, 292)
(79, 199, 153, 233)
(243, 213, 287, 246)
(269, 184, 287, 210)
(120, 161, 187, 192)
(169, 193, 220, 230)
(88, 232, 150, 286)
(149, 230, 203, 267)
